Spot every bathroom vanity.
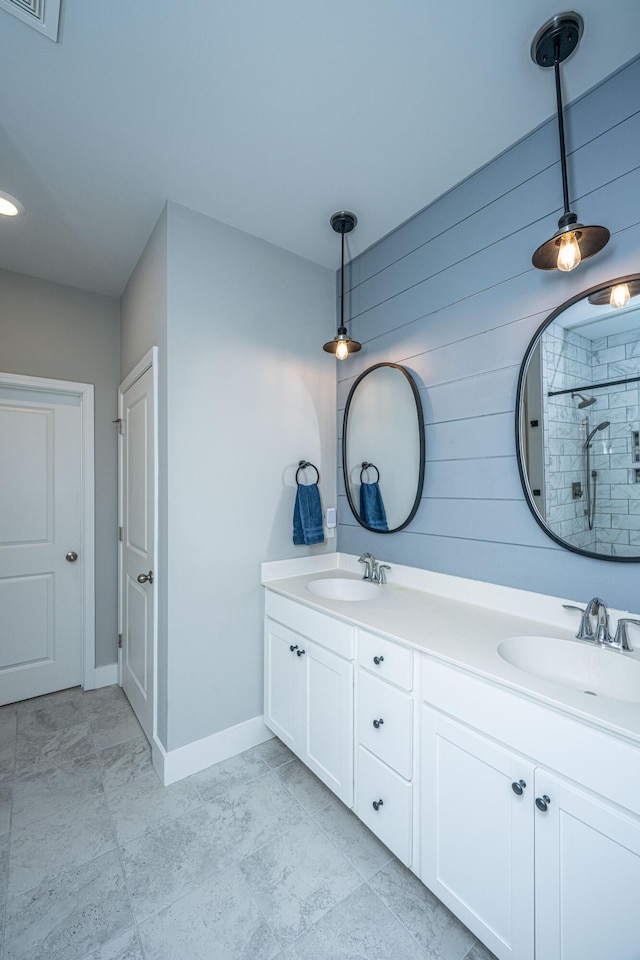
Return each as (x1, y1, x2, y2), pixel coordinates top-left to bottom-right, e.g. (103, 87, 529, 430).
(262, 555, 640, 960)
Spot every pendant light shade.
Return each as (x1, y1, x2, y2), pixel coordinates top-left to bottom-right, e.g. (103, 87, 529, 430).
(588, 279, 640, 309)
(323, 211, 362, 359)
(531, 13, 610, 272)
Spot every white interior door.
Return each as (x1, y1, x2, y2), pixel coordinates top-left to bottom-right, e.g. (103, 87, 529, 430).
(0, 384, 84, 704)
(120, 363, 155, 743)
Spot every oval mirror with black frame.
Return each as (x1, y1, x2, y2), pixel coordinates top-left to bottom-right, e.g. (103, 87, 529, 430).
(517, 273, 640, 561)
(342, 362, 425, 533)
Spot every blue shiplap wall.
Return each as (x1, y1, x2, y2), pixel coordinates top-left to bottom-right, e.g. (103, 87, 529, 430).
(337, 57, 640, 612)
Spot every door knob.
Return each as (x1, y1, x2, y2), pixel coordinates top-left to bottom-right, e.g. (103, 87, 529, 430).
(137, 571, 154, 584)
(65, 551, 78, 562)
(372, 799, 384, 811)
(372, 718, 384, 729)
(289, 644, 298, 653)
(511, 780, 527, 796)
(373, 655, 384, 665)
(296, 648, 306, 657)
(536, 795, 551, 812)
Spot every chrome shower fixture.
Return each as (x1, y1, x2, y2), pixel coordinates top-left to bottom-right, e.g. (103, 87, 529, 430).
(584, 421, 610, 447)
(571, 391, 597, 408)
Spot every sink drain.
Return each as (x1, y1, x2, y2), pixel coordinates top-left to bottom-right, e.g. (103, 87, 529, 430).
(583, 690, 597, 696)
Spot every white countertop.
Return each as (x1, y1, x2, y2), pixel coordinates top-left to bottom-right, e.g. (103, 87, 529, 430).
(262, 556, 640, 745)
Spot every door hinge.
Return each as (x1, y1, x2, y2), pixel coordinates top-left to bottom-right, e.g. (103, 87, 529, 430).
(118, 526, 124, 542)
(118, 633, 123, 649)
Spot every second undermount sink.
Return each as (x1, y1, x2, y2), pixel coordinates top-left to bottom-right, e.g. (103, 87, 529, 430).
(305, 577, 381, 602)
(498, 635, 640, 703)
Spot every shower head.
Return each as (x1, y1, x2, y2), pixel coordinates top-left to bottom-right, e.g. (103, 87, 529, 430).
(571, 391, 597, 408)
(584, 421, 611, 446)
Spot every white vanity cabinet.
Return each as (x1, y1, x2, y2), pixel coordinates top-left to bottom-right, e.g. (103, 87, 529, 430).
(264, 592, 354, 806)
(421, 708, 535, 960)
(421, 657, 640, 960)
(355, 629, 417, 866)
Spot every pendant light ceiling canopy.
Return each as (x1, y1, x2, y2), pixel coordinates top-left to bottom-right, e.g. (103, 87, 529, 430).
(531, 12, 610, 272)
(323, 211, 362, 360)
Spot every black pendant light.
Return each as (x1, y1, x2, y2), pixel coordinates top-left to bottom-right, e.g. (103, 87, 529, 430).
(531, 13, 610, 272)
(323, 211, 362, 359)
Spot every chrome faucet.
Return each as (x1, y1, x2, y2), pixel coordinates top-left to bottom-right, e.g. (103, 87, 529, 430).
(358, 553, 375, 581)
(592, 598, 611, 644)
(563, 597, 638, 651)
(372, 563, 391, 585)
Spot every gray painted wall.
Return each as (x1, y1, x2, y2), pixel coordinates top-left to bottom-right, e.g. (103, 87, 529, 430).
(164, 202, 336, 750)
(337, 57, 640, 613)
(122, 203, 337, 752)
(0, 267, 120, 667)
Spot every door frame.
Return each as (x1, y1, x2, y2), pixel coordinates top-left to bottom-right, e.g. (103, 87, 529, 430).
(0, 371, 96, 689)
(117, 347, 159, 740)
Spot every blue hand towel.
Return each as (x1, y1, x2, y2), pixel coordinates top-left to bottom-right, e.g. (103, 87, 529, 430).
(359, 482, 389, 531)
(293, 482, 325, 545)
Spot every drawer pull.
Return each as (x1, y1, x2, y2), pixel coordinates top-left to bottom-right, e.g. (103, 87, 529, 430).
(289, 644, 298, 653)
(373, 655, 385, 665)
(372, 718, 384, 729)
(296, 648, 306, 657)
(511, 779, 527, 796)
(372, 799, 384, 811)
(536, 795, 551, 812)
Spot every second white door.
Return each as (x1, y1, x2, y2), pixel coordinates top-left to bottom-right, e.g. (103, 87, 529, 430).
(120, 364, 155, 742)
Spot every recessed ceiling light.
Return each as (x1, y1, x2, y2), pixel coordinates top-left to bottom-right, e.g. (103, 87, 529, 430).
(0, 192, 25, 217)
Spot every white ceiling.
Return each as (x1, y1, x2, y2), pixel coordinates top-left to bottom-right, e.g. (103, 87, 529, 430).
(0, 0, 639, 298)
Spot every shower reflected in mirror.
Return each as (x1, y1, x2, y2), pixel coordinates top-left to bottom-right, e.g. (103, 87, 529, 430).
(517, 273, 640, 560)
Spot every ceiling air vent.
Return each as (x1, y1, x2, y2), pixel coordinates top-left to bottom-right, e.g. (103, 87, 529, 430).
(0, 0, 61, 41)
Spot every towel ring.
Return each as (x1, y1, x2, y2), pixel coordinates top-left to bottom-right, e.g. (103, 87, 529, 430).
(296, 460, 320, 485)
(360, 461, 380, 483)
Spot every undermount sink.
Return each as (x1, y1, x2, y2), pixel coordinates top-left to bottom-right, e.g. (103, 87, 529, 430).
(305, 577, 381, 602)
(498, 635, 640, 703)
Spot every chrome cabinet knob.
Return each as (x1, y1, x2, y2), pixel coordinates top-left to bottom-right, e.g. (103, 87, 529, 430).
(137, 571, 154, 584)
(65, 551, 78, 562)
(511, 780, 527, 796)
(536, 795, 551, 812)
(372, 718, 384, 729)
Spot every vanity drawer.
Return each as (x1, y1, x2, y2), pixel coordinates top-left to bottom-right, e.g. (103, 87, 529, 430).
(358, 669, 413, 779)
(265, 591, 354, 659)
(358, 629, 413, 690)
(356, 746, 412, 865)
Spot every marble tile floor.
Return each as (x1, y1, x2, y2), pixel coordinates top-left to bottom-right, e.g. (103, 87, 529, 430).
(0, 685, 497, 960)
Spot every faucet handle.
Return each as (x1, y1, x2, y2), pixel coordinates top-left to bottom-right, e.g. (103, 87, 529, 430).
(377, 564, 391, 585)
(612, 619, 640, 651)
(562, 603, 595, 641)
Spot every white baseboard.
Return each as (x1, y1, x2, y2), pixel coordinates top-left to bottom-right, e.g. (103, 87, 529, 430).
(93, 663, 119, 689)
(152, 715, 274, 786)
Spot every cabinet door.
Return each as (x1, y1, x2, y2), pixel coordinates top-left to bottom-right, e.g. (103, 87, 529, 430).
(301, 639, 354, 807)
(264, 618, 301, 752)
(535, 770, 640, 960)
(421, 708, 535, 960)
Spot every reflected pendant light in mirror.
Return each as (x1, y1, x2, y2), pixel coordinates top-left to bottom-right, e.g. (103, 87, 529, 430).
(516, 273, 640, 562)
(323, 211, 362, 359)
(531, 13, 609, 272)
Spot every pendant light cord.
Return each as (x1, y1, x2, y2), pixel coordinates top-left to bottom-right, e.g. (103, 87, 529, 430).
(340, 227, 345, 329)
(553, 33, 571, 217)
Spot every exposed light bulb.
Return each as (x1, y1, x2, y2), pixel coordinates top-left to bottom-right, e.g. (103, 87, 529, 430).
(336, 340, 349, 360)
(609, 282, 631, 309)
(557, 232, 581, 272)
